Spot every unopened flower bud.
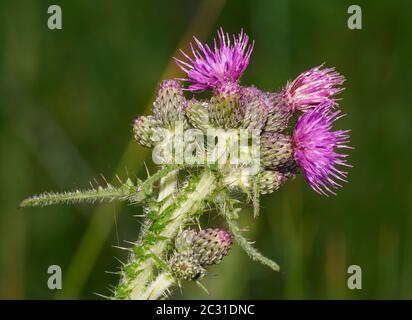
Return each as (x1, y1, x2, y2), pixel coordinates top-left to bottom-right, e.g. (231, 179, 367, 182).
(261, 132, 293, 169)
(185, 99, 211, 130)
(240, 86, 270, 132)
(170, 252, 205, 281)
(153, 80, 187, 127)
(264, 93, 292, 132)
(192, 228, 232, 265)
(259, 170, 288, 194)
(133, 116, 163, 147)
(209, 90, 242, 128)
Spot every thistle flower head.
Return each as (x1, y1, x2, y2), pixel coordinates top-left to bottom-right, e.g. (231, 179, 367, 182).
(261, 132, 294, 169)
(264, 92, 292, 132)
(170, 252, 205, 281)
(292, 103, 352, 195)
(153, 80, 187, 127)
(184, 99, 211, 130)
(259, 170, 288, 195)
(240, 86, 270, 131)
(283, 64, 345, 112)
(192, 228, 232, 265)
(133, 115, 163, 147)
(175, 28, 254, 94)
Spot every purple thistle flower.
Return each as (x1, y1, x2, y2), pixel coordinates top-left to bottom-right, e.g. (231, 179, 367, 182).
(292, 102, 352, 195)
(175, 28, 254, 94)
(283, 64, 345, 112)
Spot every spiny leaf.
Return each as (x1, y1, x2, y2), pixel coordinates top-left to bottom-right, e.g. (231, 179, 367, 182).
(20, 180, 142, 208)
(219, 192, 280, 272)
(226, 217, 280, 272)
(20, 164, 178, 208)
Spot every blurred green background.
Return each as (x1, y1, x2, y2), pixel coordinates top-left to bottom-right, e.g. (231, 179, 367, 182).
(1, 0, 411, 299)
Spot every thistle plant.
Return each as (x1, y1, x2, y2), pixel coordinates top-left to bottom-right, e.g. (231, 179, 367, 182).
(20, 28, 352, 299)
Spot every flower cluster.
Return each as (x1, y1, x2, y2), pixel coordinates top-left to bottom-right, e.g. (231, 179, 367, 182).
(134, 27, 352, 196)
(22, 28, 353, 300)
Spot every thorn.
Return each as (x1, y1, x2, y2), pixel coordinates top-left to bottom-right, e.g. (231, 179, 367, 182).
(114, 256, 125, 266)
(105, 270, 120, 275)
(100, 173, 109, 186)
(144, 162, 150, 178)
(195, 280, 210, 295)
(112, 245, 132, 252)
(177, 280, 183, 294)
(136, 220, 146, 227)
(93, 292, 112, 300)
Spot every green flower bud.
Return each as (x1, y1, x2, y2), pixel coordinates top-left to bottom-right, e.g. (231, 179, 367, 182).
(240, 86, 269, 132)
(185, 99, 211, 130)
(192, 228, 232, 265)
(264, 93, 292, 132)
(209, 89, 242, 128)
(133, 116, 163, 147)
(261, 132, 293, 169)
(170, 252, 205, 281)
(153, 80, 187, 127)
(259, 170, 288, 194)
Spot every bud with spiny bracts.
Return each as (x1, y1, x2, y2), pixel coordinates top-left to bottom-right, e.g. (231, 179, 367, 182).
(170, 252, 206, 281)
(264, 93, 292, 132)
(192, 228, 232, 266)
(259, 170, 289, 194)
(240, 86, 270, 132)
(261, 132, 293, 169)
(153, 80, 187, 128)
(209, 87, 243, 128)
(185, 99, 211, 131)
(133, 116, 163, 148)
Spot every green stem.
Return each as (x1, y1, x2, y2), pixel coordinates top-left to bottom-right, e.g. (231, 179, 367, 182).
(19, 179, 141, 207)
(140, 272, 176, 300)
(19, 164, 178, 208)
(115, 170, 216, 300)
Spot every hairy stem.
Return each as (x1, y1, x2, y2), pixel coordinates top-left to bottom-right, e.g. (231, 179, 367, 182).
(19, 179, 142, 207)
(115, 170, 216, 299)
(19, 164, 178, 208)
(140, 272, 176, 300)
